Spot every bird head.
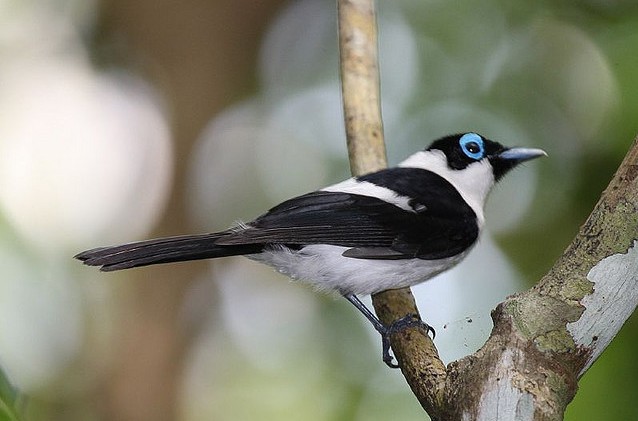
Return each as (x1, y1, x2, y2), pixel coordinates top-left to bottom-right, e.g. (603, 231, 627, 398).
(398, 132, 546, 223)
(426, 132, 547, 181)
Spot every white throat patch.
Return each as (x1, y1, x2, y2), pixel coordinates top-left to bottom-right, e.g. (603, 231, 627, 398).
(398, 150, 495, 226)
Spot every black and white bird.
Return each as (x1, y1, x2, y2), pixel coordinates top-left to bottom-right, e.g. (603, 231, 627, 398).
(76, 132, 545, 367)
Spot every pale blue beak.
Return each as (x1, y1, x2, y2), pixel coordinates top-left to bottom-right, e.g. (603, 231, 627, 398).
(498, 147, 547, 162)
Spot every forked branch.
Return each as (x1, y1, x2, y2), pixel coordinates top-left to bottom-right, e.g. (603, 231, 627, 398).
(336, 0, 638, 419)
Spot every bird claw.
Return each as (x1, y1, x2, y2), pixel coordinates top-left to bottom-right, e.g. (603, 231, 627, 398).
(382, 335, 400, 368)
(381, 314, 435, 369)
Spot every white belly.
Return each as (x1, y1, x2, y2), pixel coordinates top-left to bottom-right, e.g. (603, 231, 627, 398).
(249, 244, 471, 296)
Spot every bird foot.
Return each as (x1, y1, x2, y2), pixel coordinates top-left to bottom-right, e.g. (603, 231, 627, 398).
(381, 314, 436, 368)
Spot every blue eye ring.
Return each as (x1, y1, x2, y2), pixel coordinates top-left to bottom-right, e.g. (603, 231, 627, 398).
(459, 133, 485, 160)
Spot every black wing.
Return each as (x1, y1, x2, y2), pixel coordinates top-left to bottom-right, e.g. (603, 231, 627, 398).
(77, 168, 481, 270)
(216, 168, 479, 260)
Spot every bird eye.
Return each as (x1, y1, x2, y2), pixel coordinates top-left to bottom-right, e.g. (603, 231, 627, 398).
(465, 142, 480, 153)
(459, 133, 485, 160)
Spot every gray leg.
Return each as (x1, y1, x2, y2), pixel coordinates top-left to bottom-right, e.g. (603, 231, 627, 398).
(343, 294, 435, 368)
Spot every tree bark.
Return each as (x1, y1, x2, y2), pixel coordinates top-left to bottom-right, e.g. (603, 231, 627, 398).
(336, 0, 638, 419)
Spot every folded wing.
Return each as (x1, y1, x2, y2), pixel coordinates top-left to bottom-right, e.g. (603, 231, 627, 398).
(218, 174, 479, 260)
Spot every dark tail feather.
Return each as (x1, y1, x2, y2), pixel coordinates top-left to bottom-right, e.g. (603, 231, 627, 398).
(74, 232, 263, 271)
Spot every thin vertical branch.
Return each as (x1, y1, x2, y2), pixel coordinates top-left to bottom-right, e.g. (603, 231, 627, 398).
(337, 0, 386, 175)
(336, 0, 447, 416)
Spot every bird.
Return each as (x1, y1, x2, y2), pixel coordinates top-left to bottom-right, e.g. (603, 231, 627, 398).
(75, 132, 546, 367)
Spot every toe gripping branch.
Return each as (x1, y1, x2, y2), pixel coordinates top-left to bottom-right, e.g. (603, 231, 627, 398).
(344, 294, 435, 368)
(381, 314, 436, 368)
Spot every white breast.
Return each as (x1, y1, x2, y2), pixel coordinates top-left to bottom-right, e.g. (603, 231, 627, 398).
(249, 244, 471, 296)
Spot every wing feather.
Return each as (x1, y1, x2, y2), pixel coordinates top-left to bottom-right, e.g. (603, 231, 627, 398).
(216, 170, 479, 260)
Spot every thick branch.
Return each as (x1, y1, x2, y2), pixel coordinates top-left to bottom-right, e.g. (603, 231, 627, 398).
(443, 137, 638, 420)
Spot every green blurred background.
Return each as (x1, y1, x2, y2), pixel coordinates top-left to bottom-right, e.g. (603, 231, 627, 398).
(0, 0, 637, 420)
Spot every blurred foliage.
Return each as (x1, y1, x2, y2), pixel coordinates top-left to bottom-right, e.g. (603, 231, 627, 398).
(0, 0, 637, 420)
(0, 369, 21, 421)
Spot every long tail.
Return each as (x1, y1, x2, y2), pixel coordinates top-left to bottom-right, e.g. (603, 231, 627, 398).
(75, 232, 263, 271)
